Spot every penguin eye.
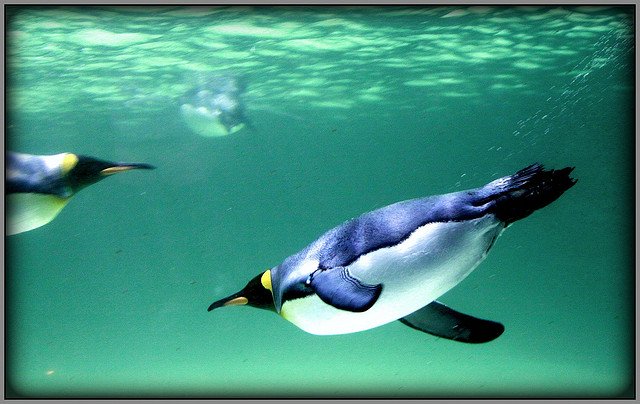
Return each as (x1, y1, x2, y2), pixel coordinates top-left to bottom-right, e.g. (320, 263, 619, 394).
(306, 268, 322, 286)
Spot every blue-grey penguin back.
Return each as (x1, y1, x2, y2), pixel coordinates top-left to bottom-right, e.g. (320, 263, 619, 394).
(476, 163, 577, 226)
(6, 152, 69, 197)
(312, 164, 576, 270)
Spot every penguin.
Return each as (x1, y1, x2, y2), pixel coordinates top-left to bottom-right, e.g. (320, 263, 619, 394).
(208, 163, 577, 343)
(6, 151, 155, 236)
(179, 75, 249, 137)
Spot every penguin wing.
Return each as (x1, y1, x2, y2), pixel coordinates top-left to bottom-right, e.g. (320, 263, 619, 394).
(308, 267, 382, 312)
(399, 301, 504, 343)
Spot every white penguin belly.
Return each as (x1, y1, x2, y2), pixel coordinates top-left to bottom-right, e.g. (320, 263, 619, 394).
(281, 215, 504, 335)
(7, 193, 69, 236)
(180, 104, 229, 137)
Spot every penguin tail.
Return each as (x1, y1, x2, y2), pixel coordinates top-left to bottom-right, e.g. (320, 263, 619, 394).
(480, 163, 577, 225)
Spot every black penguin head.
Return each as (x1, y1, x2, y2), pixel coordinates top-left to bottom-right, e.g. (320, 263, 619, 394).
(64, 154, 155, 195)
(208, 270, 276, 313)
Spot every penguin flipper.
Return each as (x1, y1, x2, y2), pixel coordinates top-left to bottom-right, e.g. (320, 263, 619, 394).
(309, 267, 382, 313)
(399, 301, 504, 343)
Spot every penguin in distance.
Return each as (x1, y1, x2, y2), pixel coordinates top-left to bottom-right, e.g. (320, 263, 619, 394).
(6, 151, 155, 235)
(179, 75, 249, 137)
(208, 164, 577, 343)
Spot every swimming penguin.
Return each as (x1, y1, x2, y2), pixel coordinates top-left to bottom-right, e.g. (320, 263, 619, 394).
(6, 151, 155, 236)
(179, 75, 249, 137)
(208, 163, 577, 343)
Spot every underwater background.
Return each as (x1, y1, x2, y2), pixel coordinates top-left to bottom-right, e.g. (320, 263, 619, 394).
(5, 5, 634, 398)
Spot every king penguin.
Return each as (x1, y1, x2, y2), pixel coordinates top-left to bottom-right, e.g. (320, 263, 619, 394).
(208, 164, 577, 343)
(179, 75, 248, 138)
(6, 151, 155, 236)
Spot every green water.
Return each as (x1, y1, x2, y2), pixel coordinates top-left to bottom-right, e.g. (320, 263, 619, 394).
(5, 5, 634, 398)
